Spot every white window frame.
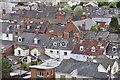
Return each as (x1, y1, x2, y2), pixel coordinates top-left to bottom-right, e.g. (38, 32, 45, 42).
(80, 46, 84, 51)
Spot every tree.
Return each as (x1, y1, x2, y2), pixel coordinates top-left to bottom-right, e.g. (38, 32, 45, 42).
(18, 2, 24, 6)
(91, 25, 101, 31)
(110, 17, 119, 29)
(2, 57, 12, 77)
(117, 1, 120, 8)
(62, 5, 72, 13)
(108, 17, 120, 33)
(109, 2, 117, 8)
(74, 5, 83, 14)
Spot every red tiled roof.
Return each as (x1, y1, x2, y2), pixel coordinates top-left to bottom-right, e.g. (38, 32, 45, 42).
(72, 39, 107, 56)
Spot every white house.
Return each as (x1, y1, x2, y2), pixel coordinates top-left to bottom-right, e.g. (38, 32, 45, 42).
(2, 33, 13, 41)
(14, 45, 29, 56)
(2, 23, 14, 41)
(30, 48, 43, 57)
(45, 38, 75, 61)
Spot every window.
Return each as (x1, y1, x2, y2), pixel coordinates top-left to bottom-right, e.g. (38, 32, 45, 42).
(50, 50, 53, 53)
(60, 75, 66, 80)
(112, 46, 117, 52)
(91, 46, 96, 52)
(34, 38, 38, 44)
(18, 37, 23, 42)
(6, 34, 9, 37)
(72, 77, 77, 80)
(61, 42, 66, 47)
(47, 72, 49, 76)
(53, 42, 57, 46)
(80, 46, 84, 51)
(23, 59, 27, 62)
(39, 72, 43, 76)
(34, 53, 37, 56)
(64, 52, 67, 56)
(18, 50, 21, 55)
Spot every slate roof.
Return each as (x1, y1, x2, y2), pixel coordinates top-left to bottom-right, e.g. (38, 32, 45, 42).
(15, 32, 36, 45)
(38, 54, 51, 62)
(22, 10, 45, 19)
(72, 14, 84, 21)
(31, 34, 49, 47)
(108, 33, 120, 42)
(95, 31, 109, 40)
(106, 43, 120, 57)
(46, 37, 75, 50)
(47, 24, 66, 35)
(73, 18, 96, 30)
(82, 31, 97, 39)
(1, 22, 14, 33)
(56, 59, 108, 78)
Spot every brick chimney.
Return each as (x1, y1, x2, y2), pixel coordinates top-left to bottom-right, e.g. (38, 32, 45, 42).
(29, 5, 32, 11)
(82, 22, 86, 30)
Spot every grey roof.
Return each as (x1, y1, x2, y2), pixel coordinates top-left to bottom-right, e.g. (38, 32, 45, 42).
(22, 10, 45, 19)
(106, 43, 120, 57)
(31, 34, 49, 47)
(20, 45, 29, 50)
(15, 32, 36, 45)
(73, 18, 96, 30)
(46, 37, 75, 50)
(81, 31, 109, 40)
(0, 13, 11, 20)
(92, 57, 115, 68)
(10, 13, 20, 20)
(46, 12, 70, 24)
(2, 40, 14, 46)
(108, 33, 120, 42)
(38, 54, 51, 61)
(47, 24, 66, 35)
(72, 14, 83, 21)
(95, 31, 109, 40)
(1, 22, 14, 33)
(56, 59, 108, 78)
(82, 31, 97, 39)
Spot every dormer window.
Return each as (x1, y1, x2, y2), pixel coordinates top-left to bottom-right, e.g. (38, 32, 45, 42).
(61, 40, 68, 47)
(27, 25, 31, 29)
(34, 38, 39, 44)
(91, 46, 96, 52)
(80, 46, 84, 51)
(30, 21, 33, 23)
(53, 42, 57, 46)
(112, 46, 117, 52)
(16, 25, 21, 29)
(7, 25, 11, 31)
(40, 22, 43, 24)
(18, 37, 23, 42)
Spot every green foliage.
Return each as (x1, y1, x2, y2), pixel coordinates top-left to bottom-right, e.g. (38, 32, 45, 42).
(91, 25, 101, 31)
(109, 2, 117, 8)
(18, 2, 24, 6)
(21, 63, 31, 71)
(74, 5, 83, 14)
(62, 5, 72, 13)
(108, 17, 120, 33)
(2, 57, 12, 75)
(117, 1, 120, 8)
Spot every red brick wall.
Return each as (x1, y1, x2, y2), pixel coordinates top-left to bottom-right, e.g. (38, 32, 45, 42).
(31, 68, 37, 78)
